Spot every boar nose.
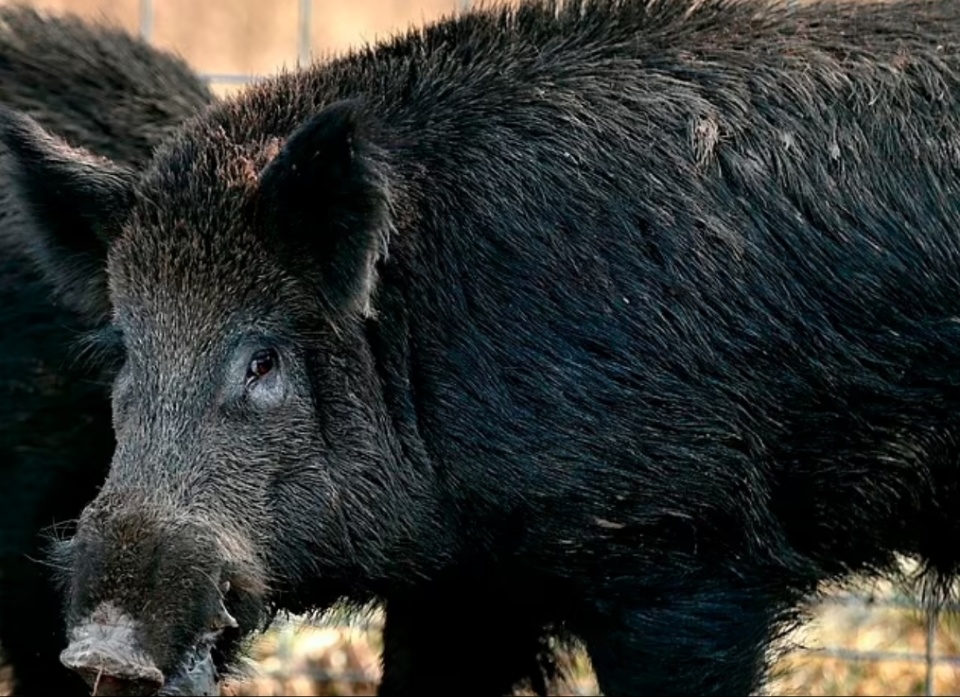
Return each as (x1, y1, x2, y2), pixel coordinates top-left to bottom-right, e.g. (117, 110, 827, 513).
(60, 606, 164, 696)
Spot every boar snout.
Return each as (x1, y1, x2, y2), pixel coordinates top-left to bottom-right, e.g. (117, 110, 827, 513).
(57, 499, 262, 696)
(59, 598, 231, 697)
(59, 602, 164, 696)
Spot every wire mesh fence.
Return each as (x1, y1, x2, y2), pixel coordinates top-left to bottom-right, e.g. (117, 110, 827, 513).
(5, 0, 959, 693)
(803, 591, 960, 696)
(135, 0, 311, 91)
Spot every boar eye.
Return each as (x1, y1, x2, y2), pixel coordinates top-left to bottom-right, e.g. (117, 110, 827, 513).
(246, 349, 278, 385)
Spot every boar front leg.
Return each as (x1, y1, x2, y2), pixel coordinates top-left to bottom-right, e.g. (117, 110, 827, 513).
(378, 583, 557, 697)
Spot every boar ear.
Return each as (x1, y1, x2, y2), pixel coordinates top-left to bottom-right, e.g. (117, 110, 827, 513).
(0, 105, 135, 323)
(257, 99, 391, 316)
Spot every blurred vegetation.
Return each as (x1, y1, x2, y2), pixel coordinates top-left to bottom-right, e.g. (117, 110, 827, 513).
(8, 581, 954, 695)
(212, 576, 959, 696)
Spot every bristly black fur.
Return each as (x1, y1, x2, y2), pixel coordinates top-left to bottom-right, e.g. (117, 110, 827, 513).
(3, 0, 960, 694)
(0, 5, 213, 694)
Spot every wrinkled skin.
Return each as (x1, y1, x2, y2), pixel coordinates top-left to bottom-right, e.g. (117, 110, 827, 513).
(0, 6, 213, 695)
(4, 0, 960, 695)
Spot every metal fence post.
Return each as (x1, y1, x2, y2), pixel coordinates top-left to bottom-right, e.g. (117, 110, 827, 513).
(138, 0, 154, 41)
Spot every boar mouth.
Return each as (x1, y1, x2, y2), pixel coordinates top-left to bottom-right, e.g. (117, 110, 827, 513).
(54, 513, 263, 695)
(60, 600, 234, 696)
(155, 637, 220, 696)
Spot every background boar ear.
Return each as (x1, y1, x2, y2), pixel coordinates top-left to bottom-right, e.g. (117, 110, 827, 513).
(0, 105, 135, 323)
(257, 98, 391, 316)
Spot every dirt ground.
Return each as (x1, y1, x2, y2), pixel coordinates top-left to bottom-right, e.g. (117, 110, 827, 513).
(2, 590, 957, 695)
(13, 588, 949, 696)
(213, 595, 960, 696)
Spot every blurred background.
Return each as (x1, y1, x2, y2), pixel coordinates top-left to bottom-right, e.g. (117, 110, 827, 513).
(0, 0, 957, 694)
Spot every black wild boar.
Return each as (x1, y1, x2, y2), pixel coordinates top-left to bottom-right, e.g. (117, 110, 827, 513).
(4, 0, 960, 694)
(0, 6, 213, 694)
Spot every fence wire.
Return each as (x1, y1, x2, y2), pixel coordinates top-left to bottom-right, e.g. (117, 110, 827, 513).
(58, 0, 960, 693)
(814, 592, 960, 697)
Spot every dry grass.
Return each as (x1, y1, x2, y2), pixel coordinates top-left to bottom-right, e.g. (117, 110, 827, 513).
(214, 593, 959, 696)
(4, 590, 955, 695)
(769, 603, 960, 696)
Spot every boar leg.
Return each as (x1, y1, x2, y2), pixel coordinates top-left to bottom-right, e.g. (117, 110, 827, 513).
(378, 585, 556, 697)
(580, 571, 802, 696)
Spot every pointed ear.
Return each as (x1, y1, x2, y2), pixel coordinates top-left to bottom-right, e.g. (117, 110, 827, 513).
(256, 99, 392, 315)
(0, 105, 135, 323)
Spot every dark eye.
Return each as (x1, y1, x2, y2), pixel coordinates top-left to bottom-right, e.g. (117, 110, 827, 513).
(246, 349, 278, 384)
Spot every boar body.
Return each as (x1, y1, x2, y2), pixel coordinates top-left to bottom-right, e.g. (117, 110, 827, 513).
(0, 7, 213, 694)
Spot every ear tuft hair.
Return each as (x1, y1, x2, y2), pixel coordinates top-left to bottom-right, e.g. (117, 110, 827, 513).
(0, 104, 135, 322)
(257, 99, 392, 316)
